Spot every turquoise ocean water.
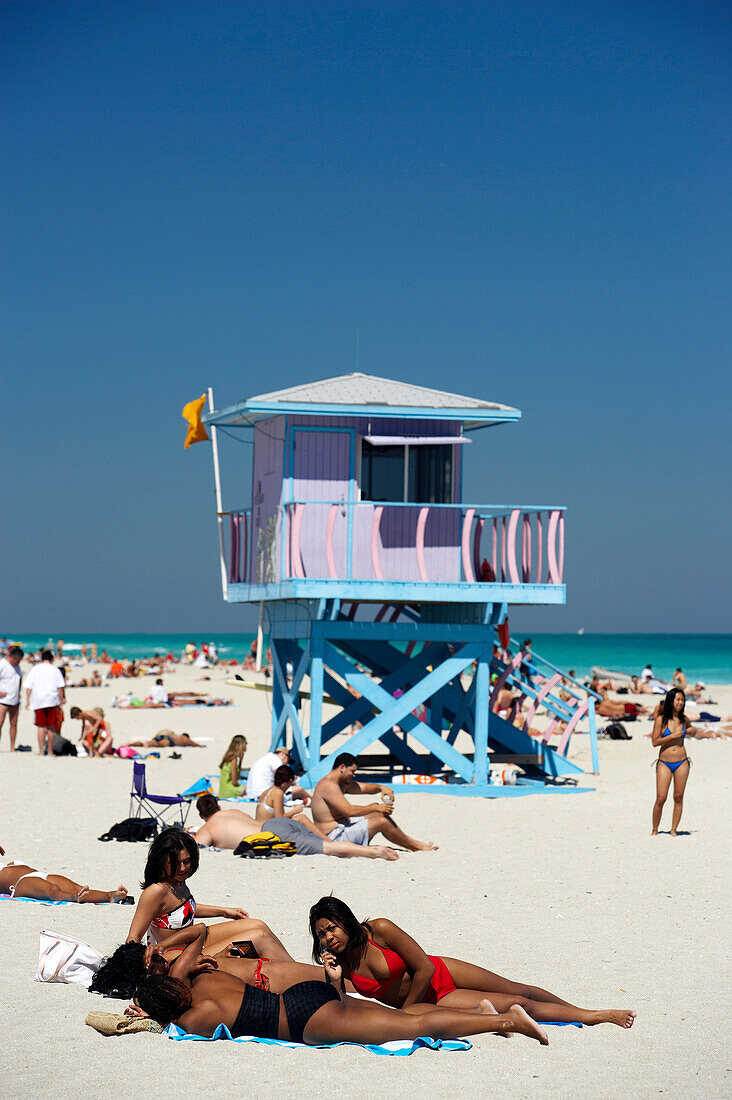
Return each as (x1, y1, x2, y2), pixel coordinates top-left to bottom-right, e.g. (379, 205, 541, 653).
(5, 633, 731, 684)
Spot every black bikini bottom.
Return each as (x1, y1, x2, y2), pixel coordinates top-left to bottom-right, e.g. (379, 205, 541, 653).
(282, 980, 340, 1044)
(231, 984, 280, 1038)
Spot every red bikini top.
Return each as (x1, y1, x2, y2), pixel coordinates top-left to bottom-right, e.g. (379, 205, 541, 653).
(348, 939, 407, 996)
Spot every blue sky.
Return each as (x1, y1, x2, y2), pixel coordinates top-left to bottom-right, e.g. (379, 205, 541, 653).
(2, 1, 729, 633)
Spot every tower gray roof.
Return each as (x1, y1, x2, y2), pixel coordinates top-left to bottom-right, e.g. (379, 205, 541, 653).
(205, 372, 520, 429)
(251, 373, 516, 412)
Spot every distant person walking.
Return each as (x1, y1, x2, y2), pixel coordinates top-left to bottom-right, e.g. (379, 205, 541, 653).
(24, 650, 65, 756)
(0, 646, 24, 751)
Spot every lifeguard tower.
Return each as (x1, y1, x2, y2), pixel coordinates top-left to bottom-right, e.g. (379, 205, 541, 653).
(201, 373, 598, 795)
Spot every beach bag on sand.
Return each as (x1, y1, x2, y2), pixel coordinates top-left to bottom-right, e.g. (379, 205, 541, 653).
(53, 734, 77, 756)
(233, 832, 297, 859)
(99, 817, 158, 843)
(35, 930, 103, 986)
(604, 722, 632, 741)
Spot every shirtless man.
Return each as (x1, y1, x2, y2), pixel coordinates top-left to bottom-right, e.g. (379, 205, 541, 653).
(191, 794, 398, 861)
(672, 669, 704, 700)
(310, 753, 437, 852)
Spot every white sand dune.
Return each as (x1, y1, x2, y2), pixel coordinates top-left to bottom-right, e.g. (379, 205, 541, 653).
(1, 664, 729, 1098)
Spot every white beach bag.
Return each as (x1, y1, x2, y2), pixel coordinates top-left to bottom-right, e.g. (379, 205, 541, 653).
(34, 930, 103, 986)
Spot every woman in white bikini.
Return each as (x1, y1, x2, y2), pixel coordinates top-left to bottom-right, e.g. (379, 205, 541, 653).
(0, 842, 128, 903)
(255, 764, 315, 828)
(125, 827, 291, 958)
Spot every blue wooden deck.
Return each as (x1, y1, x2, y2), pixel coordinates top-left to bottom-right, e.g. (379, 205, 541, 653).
(226, 578, 566, 605)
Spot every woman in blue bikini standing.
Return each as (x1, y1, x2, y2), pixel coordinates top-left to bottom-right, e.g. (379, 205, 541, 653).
(651, 688, 697, 836)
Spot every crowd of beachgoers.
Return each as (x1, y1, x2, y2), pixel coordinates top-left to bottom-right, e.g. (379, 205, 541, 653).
(1, 632, 729, 772)
(1, 630, 730, 1085)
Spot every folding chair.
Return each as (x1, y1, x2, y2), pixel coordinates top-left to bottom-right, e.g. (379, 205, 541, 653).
(129, 761, 191, 829)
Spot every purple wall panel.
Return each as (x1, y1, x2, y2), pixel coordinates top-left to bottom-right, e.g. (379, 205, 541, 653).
(250, 413, 467, 581)
(292, 428, 351, 578)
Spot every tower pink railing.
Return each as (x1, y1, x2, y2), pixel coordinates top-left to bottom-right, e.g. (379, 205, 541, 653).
(227, 511, 250, 584)
(262, 501, 566, 586)
(488, 637, 600, 768)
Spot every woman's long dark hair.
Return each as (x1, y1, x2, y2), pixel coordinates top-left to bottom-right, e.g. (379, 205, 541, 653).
(661, 688, 686, 726)
(89, 942, 147, 998)
(135, 975, 191, 1026)
(142, 827, 199, 888)
(309, 896, 369, 963)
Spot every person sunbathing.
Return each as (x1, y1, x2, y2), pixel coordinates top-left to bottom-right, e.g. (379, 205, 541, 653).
(589, 684, 649, 720)
(125, 827, 291, 958)
(113, 693, 230, 710)
(169, 691, 229, 706)
(192, 794, 398, 861)
(309, 896, 636, 1029)
(131, 929, 549, 1044)
(492, 685, 521, 714)
(122, 732, 202, 749)
(92, 939, 311, 998)
(256, 764, 310, 824)
(646, 703, 731, 740)
(0, 852, 128, 904)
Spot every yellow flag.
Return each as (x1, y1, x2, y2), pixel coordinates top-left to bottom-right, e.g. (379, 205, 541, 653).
(182, 394, 210, 449)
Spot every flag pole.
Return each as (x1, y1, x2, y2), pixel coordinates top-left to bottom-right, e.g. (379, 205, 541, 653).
(255, 600, 264, 671)
(207, 387, 228, 601)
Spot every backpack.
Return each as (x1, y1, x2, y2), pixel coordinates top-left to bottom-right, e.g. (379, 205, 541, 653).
(233, 832, 297, 859)
(53, 734, 77, 756)
(604, 721, 632, 741)
(98, 817, 159, 843)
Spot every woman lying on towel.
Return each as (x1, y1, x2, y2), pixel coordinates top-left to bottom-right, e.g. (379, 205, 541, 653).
(126, 827, 290, 958)
(130, 928, 549, 1044)
(92, 939, 331, 998)
(310, 896, 636, 1029)
(0, 848, 128, 904)
(121, 732, 202, 749)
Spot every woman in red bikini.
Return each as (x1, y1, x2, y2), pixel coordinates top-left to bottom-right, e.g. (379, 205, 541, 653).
(126, 827, 292, 959)
(310, 896, 636, 1028)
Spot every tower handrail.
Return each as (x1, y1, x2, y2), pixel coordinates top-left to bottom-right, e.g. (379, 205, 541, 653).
(505, 638, 601, 702)
(491, 638, 600, 772)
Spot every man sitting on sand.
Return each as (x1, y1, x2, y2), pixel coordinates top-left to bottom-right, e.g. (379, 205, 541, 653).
(672, 669, 705, 701)
(310, 753, 437, 852)
(146, 679, 169, 706)
(190, 794, 398, 861)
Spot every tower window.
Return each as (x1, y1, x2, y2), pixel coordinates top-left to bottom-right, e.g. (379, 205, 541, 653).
(361, 442, 452, 504)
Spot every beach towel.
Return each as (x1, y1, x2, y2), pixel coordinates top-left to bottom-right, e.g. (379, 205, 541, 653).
(181, 776, 256, 804)
(1, 894, 76, 906)
(164, 1022, 471, 1055)
(181, 777, 215, 799)
(1, 893, 132, 906)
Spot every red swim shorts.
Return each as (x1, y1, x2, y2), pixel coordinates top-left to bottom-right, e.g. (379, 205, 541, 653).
(420, 956, 457, 1004)
(34, 706, 61, 729)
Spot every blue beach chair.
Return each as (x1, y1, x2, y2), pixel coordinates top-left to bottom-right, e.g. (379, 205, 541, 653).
(129, 761, 191, 830)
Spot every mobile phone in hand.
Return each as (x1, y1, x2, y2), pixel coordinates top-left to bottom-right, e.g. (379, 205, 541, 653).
(230, 939, 258, 958)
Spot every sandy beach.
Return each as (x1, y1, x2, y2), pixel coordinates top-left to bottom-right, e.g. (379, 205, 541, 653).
(1, 662, 730, 1098)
